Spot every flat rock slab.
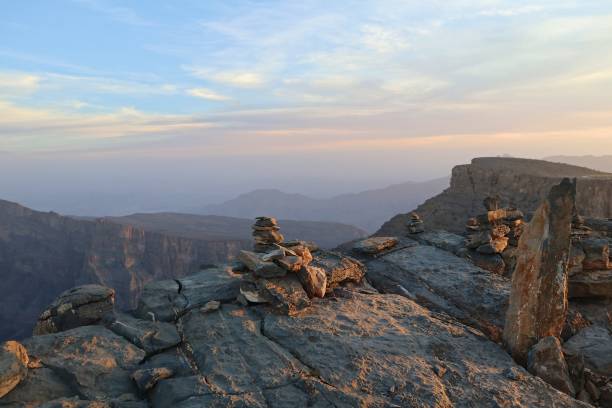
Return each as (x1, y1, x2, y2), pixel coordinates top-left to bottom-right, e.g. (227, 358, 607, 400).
(107, 312, 181, 355)
(368, 245, 509, 339)
(310, 250, 365, 291)
(34, 285, 115, 335)
(263, 293, 585, 407)
(136, 267, 241, 322)
(413, 230, 465, 255)
(22, 326, 145, 400)
(352, 237, 398, 254)
(178, 304, 306, 395)
(569, 270, 612, 298)
(564, 326, 612, 377)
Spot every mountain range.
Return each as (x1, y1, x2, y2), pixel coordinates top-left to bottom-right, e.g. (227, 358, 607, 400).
(545, 155, 612, 173)
(199, 177, 450, 232)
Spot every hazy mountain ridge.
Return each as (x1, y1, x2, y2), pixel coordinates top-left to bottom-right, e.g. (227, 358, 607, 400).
(545, 155, 612, 173)
(200, 177, 450, 232)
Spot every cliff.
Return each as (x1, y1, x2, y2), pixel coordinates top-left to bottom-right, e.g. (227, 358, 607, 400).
(377, 157, 612, 235)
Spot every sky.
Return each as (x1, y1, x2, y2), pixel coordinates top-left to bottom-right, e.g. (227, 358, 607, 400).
(1, 0, 612, 214)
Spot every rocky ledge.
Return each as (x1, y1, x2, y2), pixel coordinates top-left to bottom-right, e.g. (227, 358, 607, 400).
(2, 205, 611, 407)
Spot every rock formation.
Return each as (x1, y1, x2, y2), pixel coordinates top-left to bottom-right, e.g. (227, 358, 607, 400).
(504, 178, 576, 364)
(377, 157, 612, 235)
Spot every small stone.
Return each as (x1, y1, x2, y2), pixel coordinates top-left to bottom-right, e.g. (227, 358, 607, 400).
(353, 237, 398, 255)
(254, 216, 278, 227)
(585, 379, 600, 401)
(289, 245, 313, 267)
(297, 266, 327, 298)
(258, 275, 311, 315)
(275, 256, 303, 272)
(200, 301, 221, 313)
(261, 249, 287, 262)
(237, 250, 262, 271)
(132, 367, 174, 392)
(254, 262, 288, 278)
(433, 365, 447, 378)
(527, 336, 575, 396)
(477, 237, 508, 254)
(239, 282, 271, 304)
(504, 366, 526, 381)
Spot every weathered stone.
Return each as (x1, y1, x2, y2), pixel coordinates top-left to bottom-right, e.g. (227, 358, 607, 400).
(310, 251, 365, 291)
(254, 216, 278, 228)
(258, 275, 311, 315)
(569, 269, 612, 298)
(477, 237, 509, 254)
(491, 224, 511, 238)
(561, 309, 591, 341)
(527, 336, 575, 396)
(581, 237, 611, 271)
(569, 244, 587, 276)
(0, 340, 29, 398)
(107, 312, 181, 355)
(483, 196, 501, 211)
(23, 326, 145, 400)
(501, 246, 518, 277)
(252, 229, 284, 243)
(131, 367, 174, 392)
(288, 245, 313, 266)
(0, 366, 74, 406)
(237, 250, 263, 271)
(34, 285, 115, 335)
(200, 300, 221, 313)
(413, 230, 464, 254)
(504, 179, 576, 364)
(466, 231, 492, 249)
(274, 255, 303, 272)
(564, 326, 612, 377)
(297, 266, 327, 298)
(465, 252, 506, 275)
(135, 267, 241, 322)
(261, 248, 286, 262)
(239, 281, 272, 304)
(253, 261, 287, 278)
(353, 237, 398, 254)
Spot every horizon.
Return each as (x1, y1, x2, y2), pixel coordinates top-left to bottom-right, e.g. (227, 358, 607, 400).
(2, 1, 612, 215)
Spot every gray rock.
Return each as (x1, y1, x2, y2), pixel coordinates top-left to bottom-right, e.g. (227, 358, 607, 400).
(412, 230, 464, 254)
(253, 261, 287, 278)
(569, 269, 612, 298)
(258, 275, 311, 315)
(0, 367, 73, 406)
(34, 285, 115, 335)
(0, 341, 29, 398)
(564, 326, 612, 376)
(237, 250, 263, 271)
(527, 336, 575, 396)
(352, 237, 398, 255)
(107, 312, 181, 355)
(368, 244, 509, 341)
(23, 326, 145, 400)
(310, 251, 365, 292)
(131, 367, 174, 392)
(263, 292, 586, 407)
(135, 267, 241, 322)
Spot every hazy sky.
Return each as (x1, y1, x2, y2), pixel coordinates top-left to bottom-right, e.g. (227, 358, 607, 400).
(1, 1, 612, 213)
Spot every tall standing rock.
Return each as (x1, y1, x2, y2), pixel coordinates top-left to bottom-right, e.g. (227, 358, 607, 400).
(503, 178, 576, 364)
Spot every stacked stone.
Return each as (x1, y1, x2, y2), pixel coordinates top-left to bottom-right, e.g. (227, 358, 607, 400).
(406, 212, 425, 234)
(252, 217, 284, 253)
(465, 196, 525, 255)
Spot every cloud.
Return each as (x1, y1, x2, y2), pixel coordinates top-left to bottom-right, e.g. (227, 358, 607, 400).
(185, 66, 265, 88)
(361, 25, 410, 53)
(187, 88, 230, 101)
(478, 5, 545, 17)
(0, 72, 40, 95)
(71, 0, 153, 26)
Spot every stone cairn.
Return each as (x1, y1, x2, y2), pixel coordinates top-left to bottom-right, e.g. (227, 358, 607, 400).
(235, 217, 365, 315)
(252, 216, 284, 253)
(465, 196, 524, 255)
(406, 212, 425, 234)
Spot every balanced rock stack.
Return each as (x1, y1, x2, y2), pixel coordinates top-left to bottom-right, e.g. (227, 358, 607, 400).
(252, 216, 284, 252)
(406, 212, 425, 234)
(465, 196, 525, 255)
(238, 217, 366, 315)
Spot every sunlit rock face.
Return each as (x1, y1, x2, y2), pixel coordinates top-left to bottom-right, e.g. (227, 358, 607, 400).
(377, 157, 612, 235)
(503, 179, 576, 365)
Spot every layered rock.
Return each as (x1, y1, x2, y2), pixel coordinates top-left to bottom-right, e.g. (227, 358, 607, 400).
(377, 157, 612, 235)
(503, 179, 576, 364)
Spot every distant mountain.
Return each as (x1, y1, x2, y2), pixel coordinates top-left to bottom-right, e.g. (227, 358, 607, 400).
(105, 213, 367, 250)
(200, 177, 450, 232)
(0, 200, 365, 341)
(544, 155, 612, 173)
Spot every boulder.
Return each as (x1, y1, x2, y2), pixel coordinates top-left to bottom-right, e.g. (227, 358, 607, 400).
(310, 251, 365, 291)
(352, 237, 398, 255)
(504, 179, 576, 364)
(33, 285, 115, 335)
(107, 312, 181, 355)
(297, 266, 327, 298)
(258, 275, 311, 315)
(569, 269, 612, 298)
(527, 336, 575, 396)
(581, 237, 611, 271)
(135, 267, 241, 322)
(131, 367, 174, 393)
(0, 340, 29, 398)
(23, 325, 145, 400)
(564, 326, 612, 377)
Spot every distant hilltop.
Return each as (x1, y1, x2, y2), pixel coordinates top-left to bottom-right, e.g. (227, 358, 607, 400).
(378, 157, 612, 235)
